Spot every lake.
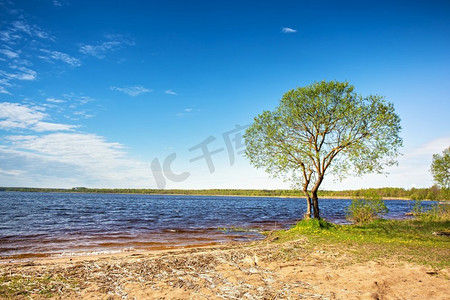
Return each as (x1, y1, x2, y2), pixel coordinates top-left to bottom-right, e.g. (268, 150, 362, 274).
(0, 192, 435, 260)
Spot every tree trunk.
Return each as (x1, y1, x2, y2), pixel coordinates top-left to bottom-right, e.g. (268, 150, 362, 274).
(312, 189, 320, 219)
(311, 176, 324, 219)
(302, 190, 312, 219)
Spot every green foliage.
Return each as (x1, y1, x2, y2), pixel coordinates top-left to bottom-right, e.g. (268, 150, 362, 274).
(244, 81, 403, 178)
(243, 80, 402, 218)
(415, 202, 450, 222)
(411, 200, 425, 215)
(289, 218, 336, 234)
(430, 146, 450, 189)
(346, 192, 388, 224)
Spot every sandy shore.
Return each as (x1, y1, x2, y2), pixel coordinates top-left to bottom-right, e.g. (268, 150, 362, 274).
(1, 238, 449, 299)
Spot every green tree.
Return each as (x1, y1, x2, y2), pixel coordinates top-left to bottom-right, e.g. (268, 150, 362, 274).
(244, 81, 402, 219)
(430, 146, 450, 189)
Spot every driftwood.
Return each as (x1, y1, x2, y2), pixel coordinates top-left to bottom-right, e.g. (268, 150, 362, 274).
(432, 231, 450, 236)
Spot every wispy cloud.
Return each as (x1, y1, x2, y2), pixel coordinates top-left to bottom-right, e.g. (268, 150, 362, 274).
(79, 41, 121, 58)
(52, 0, 69, 6)
(165, 89, 177, 95)
(79, 35, 135, 59)
(46, 97, 65, 103)
(0, 66, 37, 81)
(0, 79, 12, 94)
(73, 111, 94, 119)
(62, 93, 94, 105)
(0, 86, 11, 94)
(176, 108, 194, 117)
(8, 20, 53, 41)
(281, 27, 297, 33)
(0, 97, 150, 187)
(0, 102, 76, 132)
(0, 133, 152, 188)
(0, 48, 20, 59)
(0, 17, 56, 93)
(39, 49, 81, 67)
(0, 16, 53, 47)
(110, 85, 152, 96)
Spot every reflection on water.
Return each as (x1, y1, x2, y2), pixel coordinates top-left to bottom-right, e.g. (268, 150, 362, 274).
(0, 192, 436, 260)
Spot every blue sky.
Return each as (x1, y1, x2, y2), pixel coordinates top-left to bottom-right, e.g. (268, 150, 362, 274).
(0, 0, 449, 189)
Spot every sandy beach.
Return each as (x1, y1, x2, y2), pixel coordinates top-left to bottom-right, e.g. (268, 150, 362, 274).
(1, 237, 449, 300)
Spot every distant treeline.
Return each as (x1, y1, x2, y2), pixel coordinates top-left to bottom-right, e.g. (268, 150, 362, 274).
(0, 186, 449, 200)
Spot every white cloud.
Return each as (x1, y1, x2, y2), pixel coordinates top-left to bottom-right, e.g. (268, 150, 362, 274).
(281, 27, 297, 33)
(0, 49, 19, 59)
(0, 18, 59, 92)
(73, 111, 94, 119)
(0, 66, 37, 81)
(79, 35, 134, 59)
(165, 89, 177, 95)
(176, 108, 194, 117)
(0, 102, 76, 132)
(79, 41, 121, 58)
(404, 137, 450, 158)
(0, 65, 36, 94)
(0, 133, 152, 188)
(39, 49, 81, 67)
(33, 121, 77, 132)
(46, 97, 65, 103)
(0, 16, 54, 47)
(0, 168, 23, 176)
(52, 0, 68, 6)
(110, 85, 152, 96)
(4, 135, 38, 141)
(8, 20, 53, 41)
(62, 93, 95, 106)
(0, 30, 21, 44)
(0, 86, 11, 94)
(11, 20, 32, 35)
(13, 133, 125, 161)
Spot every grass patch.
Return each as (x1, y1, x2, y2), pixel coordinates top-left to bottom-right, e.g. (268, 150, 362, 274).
(217, 227, 260, 233)
(0, 274, 78, 299)
(268, 218, 450, 268)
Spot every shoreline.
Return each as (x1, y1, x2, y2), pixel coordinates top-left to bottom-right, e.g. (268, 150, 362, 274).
(2, 189, 437, 201)
(0, 235, 265, 265)
(1, 234, 448, 299)
(2, 188, 448, 201)
(1, 242, 225, 266)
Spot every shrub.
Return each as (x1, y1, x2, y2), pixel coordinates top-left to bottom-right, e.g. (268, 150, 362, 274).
(289, 218, 335, 233)
(346, 192, 388, 224)
(411, 199, 425, 215)
(416, 202, 450, 222)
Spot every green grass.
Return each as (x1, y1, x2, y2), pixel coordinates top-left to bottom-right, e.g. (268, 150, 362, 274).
(267, 218, 450, 268)
(0, 274, 78, 299)
(217, 227, 261, 233)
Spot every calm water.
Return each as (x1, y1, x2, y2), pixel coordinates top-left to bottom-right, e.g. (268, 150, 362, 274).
(0, 192, 436, 260)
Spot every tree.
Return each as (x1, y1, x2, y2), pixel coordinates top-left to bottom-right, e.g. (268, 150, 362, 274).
(430, 147, 450, 189)
(244, 81, 402, 219)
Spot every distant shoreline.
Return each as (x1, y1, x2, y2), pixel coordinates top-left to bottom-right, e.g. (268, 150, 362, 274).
(1, 187, 446, 201)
